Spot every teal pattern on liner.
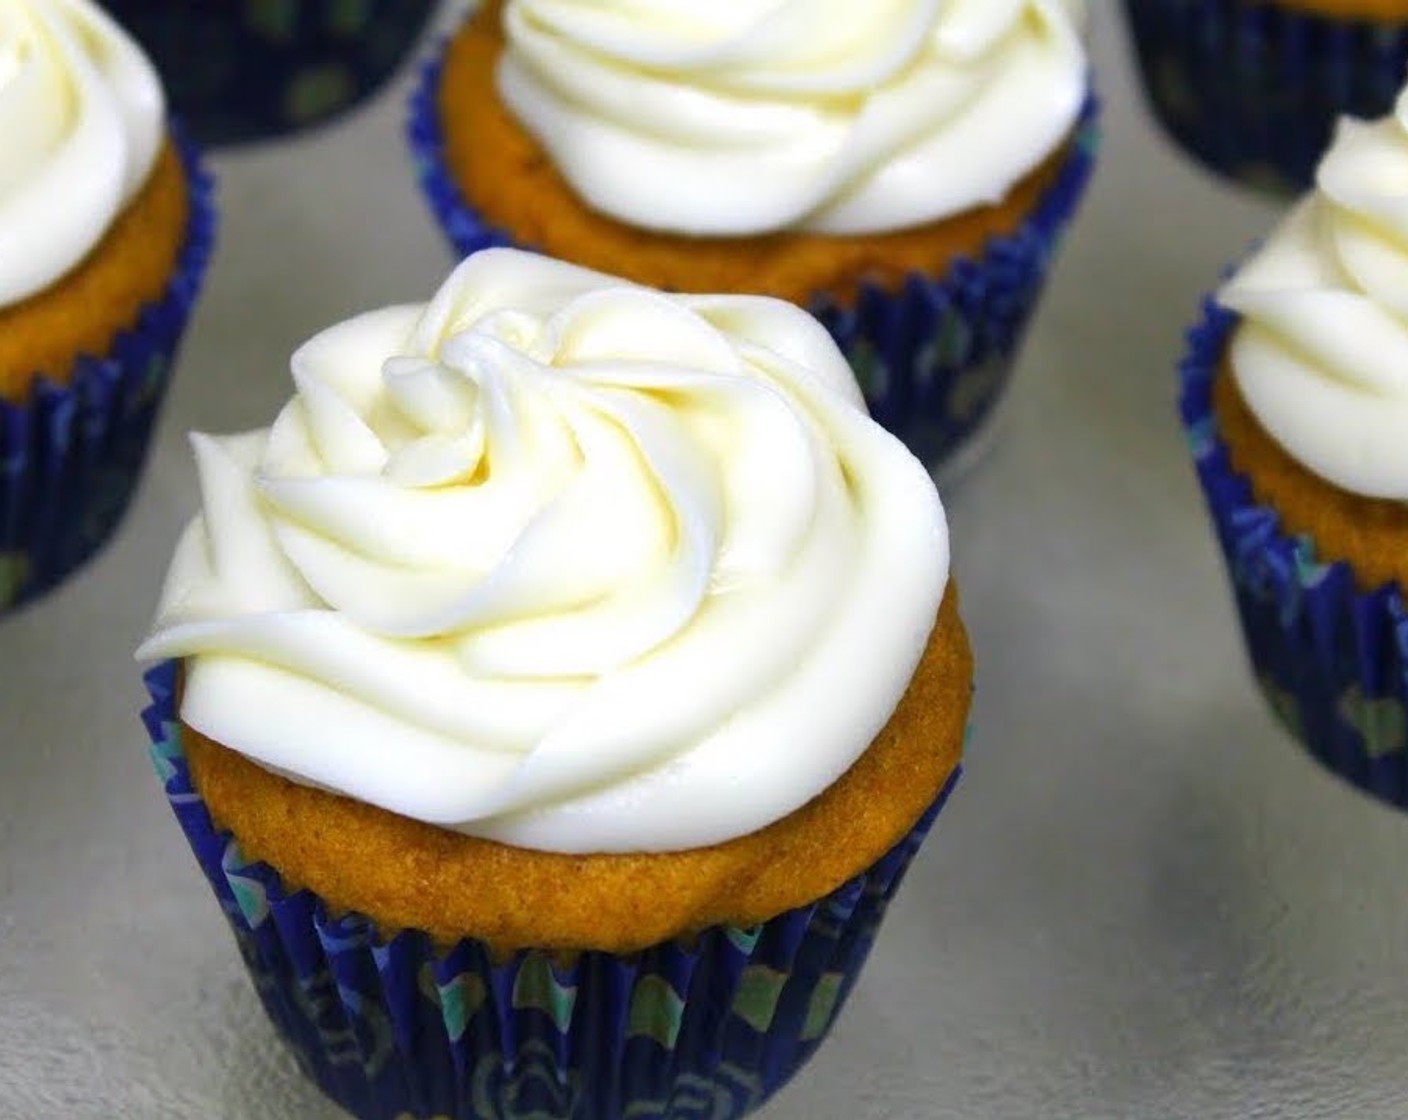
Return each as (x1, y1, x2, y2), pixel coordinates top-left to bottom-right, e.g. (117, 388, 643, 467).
(140, 661, 961, 1119)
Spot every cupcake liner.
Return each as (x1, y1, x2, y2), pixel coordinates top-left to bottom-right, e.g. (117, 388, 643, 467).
(141, 661, 960, 1120)
(106, 1, 438, 146)
(0, 130, 216, 615)
(1180, 299, 1408, 809)
(1122, 0, 1408, 193)
(408, 51, 1100, 471)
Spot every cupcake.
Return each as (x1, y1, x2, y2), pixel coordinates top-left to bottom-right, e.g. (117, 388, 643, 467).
(137, 248, 973, 1119)
(103, 0, 438, 146)
(0, 0, 216, 611)
(1123, 0, 1408, 193)
(409, 0, 1099, 472)
(1181, 83, 1408, 807)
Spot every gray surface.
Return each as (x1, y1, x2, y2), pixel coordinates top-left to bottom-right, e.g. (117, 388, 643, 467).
(4, 8, 1408, 1119)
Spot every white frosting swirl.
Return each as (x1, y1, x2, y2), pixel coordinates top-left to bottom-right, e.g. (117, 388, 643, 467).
(137, 249, 950, 854)
(1219, 87, 1408, 500)
(0, 0, 163, 306)
(495, 0, 1086, 236)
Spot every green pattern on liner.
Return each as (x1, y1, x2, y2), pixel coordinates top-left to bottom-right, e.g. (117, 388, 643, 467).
(227, 874, 267, 928)
(416, 962, 439, 1007)
(725, 925, 762, 954)
(285, 66, 356, 124)
(622, 1066, 761, 1119)
(1259, 673, 1304, 743)
(290, 968, 364, 1068)
(435, 970, 488, 1043)
(327, 0, 373, 35)
(800, 972, 844, 1041)
(914, 312, 972, 391)
(245, 0, 299, 43)
(512, 953, 577, 1033)
(471, 1037, 579, 1119)
(0, 553, 29, 607)
(222, 843, 270, 927)
(730, 965, 788, 1034)
(148, 726, 181, 784)
(846, 338, 889, 400)
(418, 959, 490, 1045)
(129, 353, 170, 412)
(949, 352, 1007, 424)
(1292, 541, 1333, 592)
(626, 975, 685, 1049)
(1338, 685, 1407, 760)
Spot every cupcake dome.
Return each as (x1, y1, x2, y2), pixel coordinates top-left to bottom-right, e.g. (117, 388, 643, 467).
(0, 0, 215, 611)
(138, 248, 972, 1119)
(410, 0, 1099, 473)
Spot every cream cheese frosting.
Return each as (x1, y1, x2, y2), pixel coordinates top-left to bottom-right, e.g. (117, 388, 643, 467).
(1219, 86, 1408, 501)
(495, 0, 1087, 237)
(137, 249, 950, 854)
(0, 0, 164, 306)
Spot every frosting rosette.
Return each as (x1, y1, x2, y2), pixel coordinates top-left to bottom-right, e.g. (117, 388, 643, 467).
(0, 0, 164, 305)
(1220, 85, 1408, 501)
(138, 249, 949, 853)
(496, 0, 1086, 236)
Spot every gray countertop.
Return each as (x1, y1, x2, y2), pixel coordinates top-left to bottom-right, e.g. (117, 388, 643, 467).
(4, 7, 1408, 1118)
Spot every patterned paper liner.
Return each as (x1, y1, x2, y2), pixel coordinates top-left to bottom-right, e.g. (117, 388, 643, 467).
(0, 130, 216, 615)
(1123, 0, 1408, 194)
(141, 661, 961, 1120)
(1180, 300, 1408, 809)
(105, 0, 438, 146)
(407, 50, 1100, 472)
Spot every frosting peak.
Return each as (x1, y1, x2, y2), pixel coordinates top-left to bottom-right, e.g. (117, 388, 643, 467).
(496, 0, 1086, 236)
(138, 249, 950, 853)
(1220, 86, 1408, 500)
(0, 0, 163, 306)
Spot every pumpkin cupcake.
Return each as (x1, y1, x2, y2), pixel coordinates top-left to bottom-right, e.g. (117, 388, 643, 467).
(1182, 82, 1408, 807)
(1124, 0, 1408, 192)
(138, 248, 972, 1120)
(409, 0, 1098, 472)
(0, 0, 215, 610)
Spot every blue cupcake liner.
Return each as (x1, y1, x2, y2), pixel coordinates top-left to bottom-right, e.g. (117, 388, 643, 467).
(0, 130, 216, 614)
(407, 46, 1100, 471)
(141, 661, 960, 1120)
(105, 1, 438, 147)
(1122, 0, 1408, 193)
(1180, 299, 1408, 809)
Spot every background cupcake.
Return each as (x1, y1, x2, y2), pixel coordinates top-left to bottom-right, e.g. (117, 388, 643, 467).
(1123, 0, 1408, 193)
(137, 249, 972, 1119)
(1181, 82, 1408, 808)
(103, 0, 437, 146)
(410, 0, 1098, 473)
(0, 0, 215, 611)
